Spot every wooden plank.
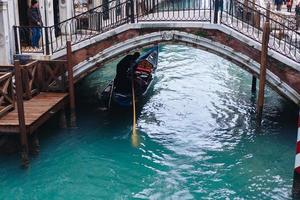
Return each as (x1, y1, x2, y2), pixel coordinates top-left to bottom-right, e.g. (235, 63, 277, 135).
(0, 92, 68, 132)
(22, 60, 38, 68)
(29, 98, 67, 134)
(39, 60, 67, 64)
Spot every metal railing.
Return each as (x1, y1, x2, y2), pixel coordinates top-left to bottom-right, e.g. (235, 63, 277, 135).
(13, 26, 45, 54)
(221, 0, 300, 62)
(13, 0, 300, 63)
(136, 0, 212, 22)
(14, 0, 131, 55)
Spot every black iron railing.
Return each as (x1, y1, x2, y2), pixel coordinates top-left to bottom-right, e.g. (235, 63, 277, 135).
(13, 26, 45, 54)
(221, 0, 300, 62)
(13, 0, 300, 63)
(14, 0, 131, 55)
(135, 0, 212, 22)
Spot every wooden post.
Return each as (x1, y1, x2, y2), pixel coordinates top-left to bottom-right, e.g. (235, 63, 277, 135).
(15, 60, 29, 167)
(256, 22, 270, 125)
(66, 41, 77, 127)
(251, 76, 257, 93)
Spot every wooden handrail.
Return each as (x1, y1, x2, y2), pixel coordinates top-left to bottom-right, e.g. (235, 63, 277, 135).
(0, 71, 15, 118)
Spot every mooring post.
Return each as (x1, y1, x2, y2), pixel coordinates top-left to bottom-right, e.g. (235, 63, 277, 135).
(251, 76, 257, 93)
(293, 110, 300, 198)
(14, 60, 29, 167)
(66, 41, 77, 127)
(257, 22, 270, 125)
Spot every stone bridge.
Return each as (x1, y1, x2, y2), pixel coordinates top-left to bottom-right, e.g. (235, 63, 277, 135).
(50, 22, 299, 105)
(13, 0, 300, 105)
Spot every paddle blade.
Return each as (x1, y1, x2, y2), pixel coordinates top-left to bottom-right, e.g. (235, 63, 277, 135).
(131, 130, 140, 147)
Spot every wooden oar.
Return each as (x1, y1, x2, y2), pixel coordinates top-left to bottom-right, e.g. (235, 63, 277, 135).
(107, 80, 114, 109)
(131, 79, 139, 147)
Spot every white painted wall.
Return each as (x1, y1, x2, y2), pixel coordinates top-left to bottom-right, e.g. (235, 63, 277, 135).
(0, 0, 12, 64)
(59, 0, 73, 22)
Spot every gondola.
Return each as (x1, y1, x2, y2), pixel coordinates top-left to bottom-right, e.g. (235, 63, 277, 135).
(100, 45, 159, 109)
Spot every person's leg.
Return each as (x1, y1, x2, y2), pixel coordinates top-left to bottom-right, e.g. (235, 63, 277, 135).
(36, 28, 42, 48)
(31, 28, 37, 47)
(32, 28, 40, 48)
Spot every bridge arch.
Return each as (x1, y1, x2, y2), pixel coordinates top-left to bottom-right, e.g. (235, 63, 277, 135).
(68, 28, 299, 105)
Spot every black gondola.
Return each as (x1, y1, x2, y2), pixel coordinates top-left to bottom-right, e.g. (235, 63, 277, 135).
(100, 45, 159, 108)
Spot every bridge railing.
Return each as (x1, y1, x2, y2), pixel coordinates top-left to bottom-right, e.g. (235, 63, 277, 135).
(14, 0, 131, 55)
(221, 0, 300, 62)
(13, 26, 46, 54)
(13, 0, 300, 63)
(48, 0, 131, 54)
(135, 0, 212, 22)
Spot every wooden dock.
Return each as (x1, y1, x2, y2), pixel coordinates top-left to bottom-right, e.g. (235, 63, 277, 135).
(0, 92, 68, 134)
(0, 42, 76, 167)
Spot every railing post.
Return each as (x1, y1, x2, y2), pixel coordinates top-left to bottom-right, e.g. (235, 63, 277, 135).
(254, 10, 261, 29)
(66, 41, 77, 128)
(214, 0, 219, 23)
(13, 26, 20, 54)
(44, 26, 50, 55)
(14, 60, 29, 168)
(256, 22, 270, 125)
(130, 0, 135, 23)
(243, 0, 249, 21)
(136, 0, 139, 22)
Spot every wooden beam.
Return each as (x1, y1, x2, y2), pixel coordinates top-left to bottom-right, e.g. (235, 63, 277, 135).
(66, 41, 77, 127)
(257, 22, 270, 125)
(14, 60, 29, 167)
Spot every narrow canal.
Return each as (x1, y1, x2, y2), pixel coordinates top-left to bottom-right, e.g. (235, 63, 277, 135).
(0, 45, 298, 199)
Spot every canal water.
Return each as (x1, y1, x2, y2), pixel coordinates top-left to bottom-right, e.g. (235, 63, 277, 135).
(0, 45, 298, 199)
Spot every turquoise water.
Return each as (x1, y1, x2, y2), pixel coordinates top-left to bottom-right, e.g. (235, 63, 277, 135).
(0, 45, 298, 199)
